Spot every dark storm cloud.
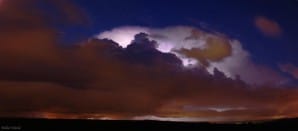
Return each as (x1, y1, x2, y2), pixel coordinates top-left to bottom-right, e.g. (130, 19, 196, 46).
(1, 0, 298, 122)
(124, 33, 182, 67)
(1, 30, 298, 121)
(0, 0, 91, 87)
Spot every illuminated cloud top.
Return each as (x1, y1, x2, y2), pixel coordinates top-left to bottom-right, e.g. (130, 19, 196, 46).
(97, 26, 286, 85)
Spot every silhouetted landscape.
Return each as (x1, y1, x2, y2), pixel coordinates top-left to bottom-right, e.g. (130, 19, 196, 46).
(1, 118, 298, 130)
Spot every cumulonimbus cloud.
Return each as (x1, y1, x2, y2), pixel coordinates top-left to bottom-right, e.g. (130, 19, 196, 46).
(96, 26, 286, 85)
(0, 0, 296, 122)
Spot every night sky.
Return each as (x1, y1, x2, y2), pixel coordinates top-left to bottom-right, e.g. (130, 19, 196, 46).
(1, 0, 298, 122)
(74, 0, 298, 63)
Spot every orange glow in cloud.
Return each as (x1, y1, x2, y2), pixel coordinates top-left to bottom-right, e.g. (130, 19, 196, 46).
(255, 16, 282, 37)
(178, 36, 232, 66)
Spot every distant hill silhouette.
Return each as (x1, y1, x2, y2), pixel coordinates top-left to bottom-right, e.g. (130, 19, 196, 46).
(1, 118, 298, 130)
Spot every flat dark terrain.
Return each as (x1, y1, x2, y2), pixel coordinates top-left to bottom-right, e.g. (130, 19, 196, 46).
(1, 118, 298, 131)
